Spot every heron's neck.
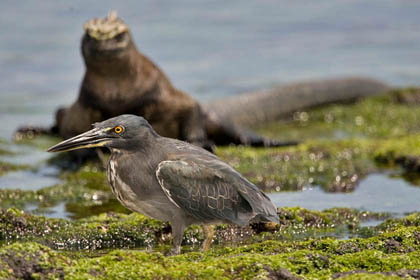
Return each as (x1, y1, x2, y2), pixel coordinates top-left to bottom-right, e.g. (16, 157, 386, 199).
(109, 135, 159, 157)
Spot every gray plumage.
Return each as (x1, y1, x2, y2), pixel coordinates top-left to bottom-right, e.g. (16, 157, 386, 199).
(47, 114, 279, 254)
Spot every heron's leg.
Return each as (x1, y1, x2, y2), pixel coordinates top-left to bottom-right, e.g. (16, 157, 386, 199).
(170, 222, 186, 255)
(201, 225, 214, 251)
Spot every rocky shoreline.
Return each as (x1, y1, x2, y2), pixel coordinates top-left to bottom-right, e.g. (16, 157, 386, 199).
(1, 88, 420, 279)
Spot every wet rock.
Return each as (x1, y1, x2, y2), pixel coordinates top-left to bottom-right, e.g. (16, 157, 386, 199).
(392, 87, 420, 105)
(333, 269, 420, 279)
(335, 241, 361, 255)
(217, 141, 376, 193)
(0, 242, 67, 280)
(266, 267, 302, 280)
(384, 239, 403, 253)
(0, 207, 389, 252)
(0, 218, 419, 279)
(307, 253, 330, 269)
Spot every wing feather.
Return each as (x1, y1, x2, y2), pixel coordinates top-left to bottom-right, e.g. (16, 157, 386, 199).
(155, 158, 278, 226)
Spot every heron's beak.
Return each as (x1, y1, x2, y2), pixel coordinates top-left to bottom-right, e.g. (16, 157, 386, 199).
(47, 127, 112, 153)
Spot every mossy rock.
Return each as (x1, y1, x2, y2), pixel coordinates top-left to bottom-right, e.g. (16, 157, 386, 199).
(2, 88, 420, 278)
(217, 136, 420, 193)
(0, 242, 68, 279)
(255, 89, 420, 141)
(0, 207, 390, 253)
(217, 139, 375, 192)
(0, 219, 419, 279)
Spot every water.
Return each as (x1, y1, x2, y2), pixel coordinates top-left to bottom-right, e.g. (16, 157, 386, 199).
(1, 0, 420, 138)
(269, 174, 420, 216)
(0, 168, 60, 191)
(0, 173, 413, 220)
(0, 1, 420, 219)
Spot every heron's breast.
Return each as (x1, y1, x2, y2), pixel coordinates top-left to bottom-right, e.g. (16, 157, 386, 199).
(107, 159, 161, 219)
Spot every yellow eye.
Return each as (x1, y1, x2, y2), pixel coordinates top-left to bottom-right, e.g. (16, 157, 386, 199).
(114, 125, 124, 134)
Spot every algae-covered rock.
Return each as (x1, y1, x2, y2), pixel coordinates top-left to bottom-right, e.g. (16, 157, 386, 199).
(0, 163, 121, 218)
(0, 207, 389, 253)
(0, 216, 419, 279)
(218, 89, 420, 192)
(390, 87, 420, 105)
(256, 90, 420, 141)
(0, 242, 68, 279)
(2, 88, 420, 279)
(217, 139, 375, 192)
(0, 161, 23, 176)
(4, 89, 420, 219)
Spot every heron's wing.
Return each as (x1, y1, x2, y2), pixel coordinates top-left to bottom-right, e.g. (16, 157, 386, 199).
(155, 157, 278, 226)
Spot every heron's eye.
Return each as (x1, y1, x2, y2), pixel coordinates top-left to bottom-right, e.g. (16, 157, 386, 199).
(114, 126, 124, 134)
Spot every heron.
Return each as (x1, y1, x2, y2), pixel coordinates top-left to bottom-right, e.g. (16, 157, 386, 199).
(47, 114, 279, 254)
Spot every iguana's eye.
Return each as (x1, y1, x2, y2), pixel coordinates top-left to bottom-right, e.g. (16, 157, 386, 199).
(115, 32, 125, 42)
(114, 125, 124, 134)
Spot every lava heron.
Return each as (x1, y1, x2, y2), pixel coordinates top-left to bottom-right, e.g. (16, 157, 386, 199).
(47, 114, 279, 254)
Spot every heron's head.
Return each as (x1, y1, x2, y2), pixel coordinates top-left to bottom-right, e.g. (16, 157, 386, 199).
(82, 11, 132, 64)
(47, 115, 157, 153)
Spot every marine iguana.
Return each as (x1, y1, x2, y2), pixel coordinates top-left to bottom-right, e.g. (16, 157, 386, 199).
(16, 12, 389, 151)
(56, 11, 299, 150)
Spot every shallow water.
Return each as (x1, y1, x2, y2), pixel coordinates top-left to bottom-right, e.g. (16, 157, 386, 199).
(0, 172, 414, 220)
(0, 168, 60, 191)
(269, 173, 420, 216)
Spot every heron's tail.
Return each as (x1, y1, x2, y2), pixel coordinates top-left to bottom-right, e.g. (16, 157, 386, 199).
(242, 190, 279, 224)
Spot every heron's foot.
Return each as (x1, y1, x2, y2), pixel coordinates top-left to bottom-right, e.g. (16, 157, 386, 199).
(201, 225, 214, 252)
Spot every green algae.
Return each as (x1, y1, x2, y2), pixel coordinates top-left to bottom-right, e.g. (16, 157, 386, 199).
(0, 162, 123, 218)
(0, 161, 26, 176)
(4, 134, 418, 219)
(0, 207, 387, 253)
(1, 88, 420, 278)
(0, 242, 68, 279)
(255, 90, 420, 141)
(228, 88, 420, 192)
(3, 89, 420, 219)
(216, 139, 375, 192)
(0, 217, 419, 279)
(217, 134, 420, 193)
(390, 87, 420, 105)
(0, 141, 29, 176)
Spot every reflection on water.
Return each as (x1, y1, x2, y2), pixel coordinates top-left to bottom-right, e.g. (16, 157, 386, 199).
(269, 174, 420, 216)
(10, 172, 419, 220)
(0, 168, 60, 191)
(0, 140, 62, 191)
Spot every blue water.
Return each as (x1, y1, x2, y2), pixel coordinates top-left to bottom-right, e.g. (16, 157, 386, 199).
(269, 174, 420, 216)
(13, 173, 420, 219)
(1, 0, 420, 138)
(0, 1, 420, 218)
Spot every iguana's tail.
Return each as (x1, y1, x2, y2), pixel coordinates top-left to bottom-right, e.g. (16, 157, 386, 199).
(204, 77, 390, 127)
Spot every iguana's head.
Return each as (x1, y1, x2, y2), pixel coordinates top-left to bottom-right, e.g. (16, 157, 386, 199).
(82, 11, 132, 61)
